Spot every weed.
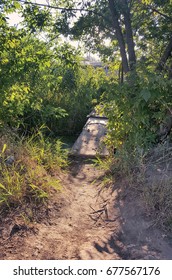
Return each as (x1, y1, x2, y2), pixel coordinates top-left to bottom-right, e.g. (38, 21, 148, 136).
(138, 142, 172, 230)
(142, 177, 172, 230)
(25, 130, 68, 172)
(93, 155, 115, 173)
(92, 155, 116, 188)
(0, 164, 25, 207)
(0, 129, 67, 215)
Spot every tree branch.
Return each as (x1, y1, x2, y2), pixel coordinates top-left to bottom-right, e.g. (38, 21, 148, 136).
(157, 36, 172, 71)
(18, 0, 113, 28)
(17, 0, 94, 13)
(148, 5, 172, 21)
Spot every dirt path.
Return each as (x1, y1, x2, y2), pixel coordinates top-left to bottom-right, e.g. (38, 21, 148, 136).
(1, 159, 172, 260)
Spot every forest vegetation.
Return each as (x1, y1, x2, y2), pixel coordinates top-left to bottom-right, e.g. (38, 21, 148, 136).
(0, 0, 172, 230)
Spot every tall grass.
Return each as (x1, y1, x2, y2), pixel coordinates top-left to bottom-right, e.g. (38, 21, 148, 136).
(0, 129, 68, 210)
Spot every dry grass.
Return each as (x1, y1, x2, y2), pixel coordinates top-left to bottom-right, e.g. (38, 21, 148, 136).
(96, 141, 172, 231)
(142, 177, 172, 230)
(140, 142, 172, 230)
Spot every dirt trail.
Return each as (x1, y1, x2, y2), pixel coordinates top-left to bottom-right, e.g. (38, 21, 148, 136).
(1, 159, 172, 260)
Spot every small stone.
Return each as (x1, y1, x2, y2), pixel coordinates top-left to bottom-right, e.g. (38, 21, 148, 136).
(5, 155, 15, 165)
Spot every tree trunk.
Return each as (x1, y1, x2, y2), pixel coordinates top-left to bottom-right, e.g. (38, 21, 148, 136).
(118, 62, 124, 83)
(108, 0, 129, 73)
(157, 36, 172, 71)
(121, 0, 136, 70)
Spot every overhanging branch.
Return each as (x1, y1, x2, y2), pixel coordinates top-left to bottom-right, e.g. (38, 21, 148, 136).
(17, 0, 94, 13)
(17, 0, 114, 35)
(148, 5, 172, 21)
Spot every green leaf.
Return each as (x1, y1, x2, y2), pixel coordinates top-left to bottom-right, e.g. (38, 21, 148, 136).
(14, 2, 21, 9)
(140, 89, 151, 102)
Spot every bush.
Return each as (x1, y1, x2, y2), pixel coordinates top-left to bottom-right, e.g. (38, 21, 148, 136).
(99, 72, 172, 154)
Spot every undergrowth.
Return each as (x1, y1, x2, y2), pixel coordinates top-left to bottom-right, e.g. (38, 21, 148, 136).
(141, 142, 172, 230)
(143, 177, 172, 230)
(92, 155, 116, 189)
(0, 128, 68, 214)
(95, 141, 172, 231)
(94, 72, 172, 231)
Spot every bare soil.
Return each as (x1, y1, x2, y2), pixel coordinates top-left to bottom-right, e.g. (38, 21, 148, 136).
(0, 159, 172, 260)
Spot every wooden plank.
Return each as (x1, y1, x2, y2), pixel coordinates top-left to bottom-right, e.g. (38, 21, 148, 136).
(70, 116, 109, 157)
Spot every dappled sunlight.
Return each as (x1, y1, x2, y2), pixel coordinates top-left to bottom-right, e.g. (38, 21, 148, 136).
(71, 116, 108, 157)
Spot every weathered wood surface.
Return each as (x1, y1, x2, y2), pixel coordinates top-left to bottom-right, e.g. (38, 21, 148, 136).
(71, 115, 109, 157)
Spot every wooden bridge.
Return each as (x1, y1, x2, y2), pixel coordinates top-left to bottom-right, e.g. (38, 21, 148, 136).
(71, 111, 109, 157)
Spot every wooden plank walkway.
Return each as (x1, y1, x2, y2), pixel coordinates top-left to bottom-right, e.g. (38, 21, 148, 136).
(70, 113, 109, 157)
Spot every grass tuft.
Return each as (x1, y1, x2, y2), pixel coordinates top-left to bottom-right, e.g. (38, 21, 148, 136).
(0, 129, 68, 215)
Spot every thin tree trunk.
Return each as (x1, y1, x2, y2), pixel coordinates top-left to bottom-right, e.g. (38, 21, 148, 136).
(157, 36, 172, 71)
(108, 0, 129, 73)
(118, 62, 124, 83)
(121, 0, 136, 70)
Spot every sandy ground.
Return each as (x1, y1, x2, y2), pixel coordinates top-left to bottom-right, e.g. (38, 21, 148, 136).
(0, 159, 172, 260)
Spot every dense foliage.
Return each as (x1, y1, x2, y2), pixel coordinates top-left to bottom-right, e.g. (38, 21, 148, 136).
(0, 20, 106, 136)
(0, 0, 172, 153)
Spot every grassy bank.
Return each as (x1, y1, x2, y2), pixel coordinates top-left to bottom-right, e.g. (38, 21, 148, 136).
(0, 128, 68, 217)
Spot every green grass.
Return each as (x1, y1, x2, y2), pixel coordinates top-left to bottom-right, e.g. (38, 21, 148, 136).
(0, 129, 68, 211)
